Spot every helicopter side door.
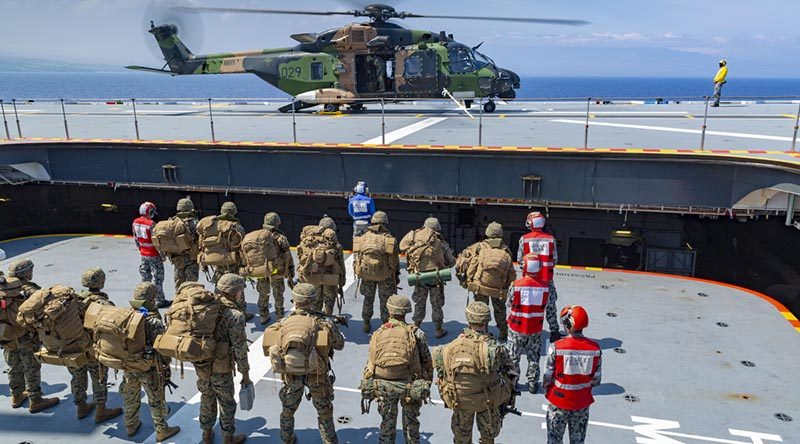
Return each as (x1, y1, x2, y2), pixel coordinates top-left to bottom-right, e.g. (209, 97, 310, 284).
(394, 48, 440, 94)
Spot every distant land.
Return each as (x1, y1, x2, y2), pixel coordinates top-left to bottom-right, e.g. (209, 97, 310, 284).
(0, 56, 122, 72)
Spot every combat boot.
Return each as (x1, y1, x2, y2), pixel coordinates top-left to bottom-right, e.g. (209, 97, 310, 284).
(223, 433, 247, 444)
(435, 324, 448, 339)
(126, 420, 141, 437)
(362, 320, 371, 333)
(244, 312, 255, 322)
(202, 428, 214, 444)
(259, 313, 270, 325)
(11, 392, 28, 408)
(529, 382, 540, 394)
(95, 403, 123, 423)
(156, 425, 181, 442)
(76, 401, 96, 419)
(29, 396, 59, 413)
(414, 320, 422, 328)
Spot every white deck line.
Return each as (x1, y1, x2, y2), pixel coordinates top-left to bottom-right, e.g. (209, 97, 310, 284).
(361, 117, 447, 145)
(551, 119, 794, 142)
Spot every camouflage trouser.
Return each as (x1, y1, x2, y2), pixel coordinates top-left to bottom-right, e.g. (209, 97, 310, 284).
(68, 358, 108, 404)
(212, 264, 241, 284)
(411, 285, 445, 327)
(171, 253, 199, 292)
(473, 294, 508, 340)
(376, 381, 422, 444)
(197, 370, 237, 434)
(257, 277, 287, 318)
(451, 408, 502, 444)
(361, 278, 396, 325)
(139, 255, 166, 303)
(507, 331, 543, 383)
(546, 405, 589, 444)
(546, 282, 559, 335)
(279, 374, 337, 444)
(3, 341, 42, 400)
(120, 369, 169, 434)
(314, 285, 338, 316)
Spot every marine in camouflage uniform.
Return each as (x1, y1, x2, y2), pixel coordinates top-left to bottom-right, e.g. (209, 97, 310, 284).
(356, 211, 400, 333)
(205, 202, 253, 321)
(400, 217, 456, 339)
(278, 283, 345, 444)
(456, 222, 516, 341)
(199, 274, 250, 444)
(434, 302, 516, 444)
(313, 216, 346, 316)
(2, 259, 59, 413)
(120, 282, 180, 441)
(167, 197, 200, 291)
(69, 267, 123, 422)
(361, 295, 433, 444)
(257, 212, 295, 324)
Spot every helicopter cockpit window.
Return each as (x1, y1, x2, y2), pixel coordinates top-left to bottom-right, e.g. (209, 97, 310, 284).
(472, 50, 494, 70)
(404, 55, 423, 77)
(311, 62, 324, 80)
(447, 47, 475, 74)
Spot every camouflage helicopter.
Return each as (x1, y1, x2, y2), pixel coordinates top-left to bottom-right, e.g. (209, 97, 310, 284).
(128, 3, 588, 113)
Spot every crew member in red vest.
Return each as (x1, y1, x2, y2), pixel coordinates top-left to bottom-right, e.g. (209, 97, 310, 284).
(506, 253, 549, 394)
(543, 305, 602, 444)
(517, 211, 561, 341)
(132, 201, 169, 308)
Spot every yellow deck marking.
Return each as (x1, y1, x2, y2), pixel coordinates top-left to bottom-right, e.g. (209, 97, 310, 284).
(498, 114, 506, 119)
(782, 114, 798, 119)
(782, 312, 798, 321)
(685, 115, 695, 119)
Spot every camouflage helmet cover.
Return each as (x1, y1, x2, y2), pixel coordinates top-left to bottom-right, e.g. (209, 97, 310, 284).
(423, 217, 441, 232)
(177, 197, 194, 212)
(132, 282, 158, 302)
(81, 267, 106, 289)
(217, 273, 246, 294)
(371, 211, 388, 225)
(263, 212, 281, 228)
(291, 283, 318, 305)
(319, 215, 336, 230)
(8, 258, 34, 278)
(485, 222, 503, 238)
(386, 295, 412, 315)
(221, 201, 238, 216)
(466, 301, 492, 324)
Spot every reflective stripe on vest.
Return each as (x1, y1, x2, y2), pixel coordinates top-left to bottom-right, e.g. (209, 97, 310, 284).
(507, 277, 548, 335)
(133, 218, 158, 257)
(546, 336, 600, 411)
(521, 231, 555, 282)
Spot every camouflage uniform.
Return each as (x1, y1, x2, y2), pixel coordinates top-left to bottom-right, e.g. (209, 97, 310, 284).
(208, 209, 246, 285)
(357, 220, 400, 329)
(198, 275, 250, 442)
(313, 246, 345, 316)
(167, 208, 200, 291)
(546, 284, 559, 336)
(506, 330, 543, 384)
(3, 278, 44, 405)
(139, 256, 166, 303)
(70, 286, 114, 410)
(257, 225, 294, 319)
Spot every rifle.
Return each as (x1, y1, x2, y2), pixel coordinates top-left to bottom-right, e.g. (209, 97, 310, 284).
(336, 287, 345, 315)
(310, 309, 349, 328)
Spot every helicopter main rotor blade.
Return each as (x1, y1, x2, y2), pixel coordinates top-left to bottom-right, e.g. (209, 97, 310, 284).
(401, 13, 590, 26)
(173, 6, 357, 17)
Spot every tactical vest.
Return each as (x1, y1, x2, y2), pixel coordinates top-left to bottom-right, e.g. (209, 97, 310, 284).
(520, 231, 556, 282)
(240, 228, 279, 279)
(263, 313, 330, 376)
(152, 216, 197, 256)
(508, 276, 549, 335)
(465, 241, 513, 298)
(0, 275, 26, 348)
(297, 225, 340, 286)
(154, 283, 220, 363)
(197, 215, 243, 267)
(546, 336, 601, 411)
(403, 227, 447, 274)
(84, 302, 152, 372)
(438, 332, 513, 413)
(353, 230, 396, 282)
(365, 322, 422, 381)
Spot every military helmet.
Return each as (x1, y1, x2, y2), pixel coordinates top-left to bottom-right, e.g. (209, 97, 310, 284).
(423, 217, 441, 232)
(263, 212, 281, 228)
(221, 201, 238, 216)
(8, 258, 34, 278)
(132, 282, 158, 302)
(176, 197, 194, 212)
(371, 211, 388, 225)
(319, 215, 336, 230)
(291, 283, 318, 306)
(465, 301, 492, 324)
(81, 267, 106, 289)
(217, 273, 246, 294)
(485, 222, 503, 239)
(386, 295, 412, 315)
(560, 305, 589, 332)
(139, 201, 157, 218)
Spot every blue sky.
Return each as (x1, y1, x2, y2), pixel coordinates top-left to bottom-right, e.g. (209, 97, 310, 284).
(2, 0, 798, 77)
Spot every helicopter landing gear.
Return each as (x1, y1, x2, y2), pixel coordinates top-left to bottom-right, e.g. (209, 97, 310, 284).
(323, 103, 341, 113)
(483, 100, 496, 113)
(464, 100, 473, 109)
(349, 103, 365, 112)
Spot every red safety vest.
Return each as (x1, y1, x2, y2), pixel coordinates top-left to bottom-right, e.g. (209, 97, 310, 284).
(520, 230, 556, 282)
(507, 276, 549, 335)
(132, 216, 158, 257)
(546, 336, 601, 411)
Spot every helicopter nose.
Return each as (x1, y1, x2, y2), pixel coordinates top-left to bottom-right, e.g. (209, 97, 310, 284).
(498, 68, 521, 89)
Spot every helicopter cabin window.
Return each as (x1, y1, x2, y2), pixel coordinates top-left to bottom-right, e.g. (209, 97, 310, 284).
(310, 62, 324, 80)
(403, 55, 423, 77)
(447, 47, 475, 74)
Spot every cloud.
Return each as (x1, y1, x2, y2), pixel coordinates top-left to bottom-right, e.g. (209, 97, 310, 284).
(712, 36, 730, 44)
(663, 32, 683, 40)
(670, 47, 723, 56)
(591, 32, 649, 42)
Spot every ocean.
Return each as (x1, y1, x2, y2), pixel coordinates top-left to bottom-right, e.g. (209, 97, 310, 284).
(0, 72, 798, 101)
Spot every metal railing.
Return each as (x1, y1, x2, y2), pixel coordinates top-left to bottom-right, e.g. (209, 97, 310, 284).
(1, 95, 799, 151)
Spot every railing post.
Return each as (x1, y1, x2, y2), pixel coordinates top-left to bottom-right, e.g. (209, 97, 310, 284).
(60, 98, 70, 140)
(132, 98, 141, 140)
(583, 97, 591, 149)
(12, 99, 22, 138)
(208, 98, 216, 142)
(786, 194, 797, 227)
(700, 96, 710, 151)
(291, 97, 297, 143)
(1, 100, 10, 140)
(478, 97, 484, 146)
(791, 102, 800, 152)
(380, 99, 386, 145)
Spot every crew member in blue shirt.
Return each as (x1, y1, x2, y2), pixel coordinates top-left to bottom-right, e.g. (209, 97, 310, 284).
(348, 181, 376, 236)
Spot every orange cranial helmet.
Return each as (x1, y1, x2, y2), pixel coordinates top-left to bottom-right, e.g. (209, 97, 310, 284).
(526, 211, 545, 230)
(560, 305, 589, 332)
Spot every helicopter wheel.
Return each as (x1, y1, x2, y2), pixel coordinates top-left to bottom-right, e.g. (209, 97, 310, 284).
(324, 103, 340, 113)
(483, 100, 497, 113)
(349, 103, 364, 112)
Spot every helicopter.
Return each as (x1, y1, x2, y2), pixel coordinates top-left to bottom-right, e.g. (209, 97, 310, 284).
(127, 3, 588, 113)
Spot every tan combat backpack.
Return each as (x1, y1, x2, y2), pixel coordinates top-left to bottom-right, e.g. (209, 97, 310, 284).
(0, 274, 26, 348)
(84, 302, 152, 372)
(402, 227, 446, 273)
(240, 228, 279, 279)
(197, 215, 243, 266)
(353, 231, 395, 282)
(152, 216, 197, 255)
(365, 323, 422, 381)
(154, 282, 220, 363)
(263, 313, 329, 376)
(466, 242, 514, 298)
(297, 225, 340, 286)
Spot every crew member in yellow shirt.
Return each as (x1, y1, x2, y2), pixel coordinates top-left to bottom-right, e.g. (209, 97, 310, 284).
(712, 60, 728, 107)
